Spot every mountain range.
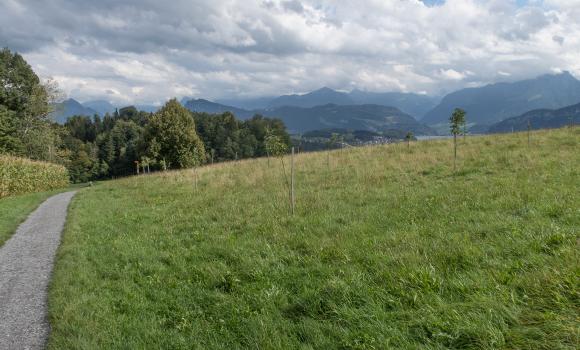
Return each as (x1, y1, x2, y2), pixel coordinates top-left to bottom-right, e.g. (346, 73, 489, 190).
(488, 102, 579, 133)
(81, 100, 116, 116)
(422, 72, 580, 129)
(51, 71, 580, 135)
(182, 98, 434, 135)
(264, 87, 439, 118)
(51, 99, 160, 123)
(51, 99, 98, 124)
(184, 99, 254, 119)
(258, 104, 434, 135)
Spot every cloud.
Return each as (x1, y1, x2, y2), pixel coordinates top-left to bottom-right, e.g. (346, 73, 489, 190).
(1, 0, 578, 104)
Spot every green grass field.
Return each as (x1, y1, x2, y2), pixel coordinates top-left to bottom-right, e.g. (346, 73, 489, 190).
(0, 184, 86, 247)
(49, 128, 578, 349)
(0, 190, 64, 247)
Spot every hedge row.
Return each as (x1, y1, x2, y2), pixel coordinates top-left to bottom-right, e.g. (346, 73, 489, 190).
(0, 155, 69, 198)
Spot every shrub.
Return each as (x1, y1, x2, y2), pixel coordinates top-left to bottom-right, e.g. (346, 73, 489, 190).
(0, 155, 69, 198)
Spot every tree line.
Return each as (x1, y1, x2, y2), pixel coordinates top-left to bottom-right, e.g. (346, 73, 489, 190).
(0, 48, 290, 183)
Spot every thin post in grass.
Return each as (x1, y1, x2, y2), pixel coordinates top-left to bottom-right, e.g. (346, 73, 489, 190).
(405, 131, 413, 151)
(527, 119, 531, 147)
(290, 147, 295, 215)
(193, 166, 198, 191)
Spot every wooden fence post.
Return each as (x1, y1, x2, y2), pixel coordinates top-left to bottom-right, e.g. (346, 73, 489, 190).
(527, 120, 531, 147)
(290, 147, 295, 215)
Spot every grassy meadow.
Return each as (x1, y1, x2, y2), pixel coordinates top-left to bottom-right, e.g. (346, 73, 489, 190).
(0, 190, 69, 246)
(49, 128, 579, 349)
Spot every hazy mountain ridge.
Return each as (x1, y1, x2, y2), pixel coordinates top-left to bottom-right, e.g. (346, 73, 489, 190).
(52, 72, 580, 135)
(262, 104, 434, 135)
(50, 99, 98, 124)
(348, 90, 439, 118)
(423, 72, 580, 127)
(181, 97, 434, 135)
(488, 102, 580, 133)
(268, 87, 355, 108)
(184, 99, 254, 119)
(257, 87, 438, 118)
(50, 99, 160, 123)
(82, 100, 116, 116)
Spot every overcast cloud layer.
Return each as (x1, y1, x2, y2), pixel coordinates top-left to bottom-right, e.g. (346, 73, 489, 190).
(1, 0, 579, 105)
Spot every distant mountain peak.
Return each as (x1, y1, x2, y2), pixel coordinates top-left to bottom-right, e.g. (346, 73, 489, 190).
(313, 87, 337, 93)
(82, 100, 116, 116)
(51, 98, 98, 124)
(537, 71, 575, 80)
(422, 72, 580, 127)
(488, 101, 580, 133)
(63, 97, 81, 104)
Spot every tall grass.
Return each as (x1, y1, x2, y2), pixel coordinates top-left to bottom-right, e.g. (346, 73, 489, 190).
(49, 128, 579, 349)
(0, 155, 69, 198)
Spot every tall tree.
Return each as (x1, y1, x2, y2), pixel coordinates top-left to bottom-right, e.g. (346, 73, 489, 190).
(450, 108, 466, 172)
(143, 99, 205, 168)
(0, 48, 60, 160)
(0, 105, 22, 154)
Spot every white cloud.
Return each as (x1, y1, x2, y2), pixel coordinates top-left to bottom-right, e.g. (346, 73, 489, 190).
(1, 0, 578, 104)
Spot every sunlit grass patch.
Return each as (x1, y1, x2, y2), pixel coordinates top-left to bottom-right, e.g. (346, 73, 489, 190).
(49, 128, 579, 349)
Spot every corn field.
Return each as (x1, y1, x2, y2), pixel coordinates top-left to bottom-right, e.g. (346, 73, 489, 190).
(0, 156, 69, 198)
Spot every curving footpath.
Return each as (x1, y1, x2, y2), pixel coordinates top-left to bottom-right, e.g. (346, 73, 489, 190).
(0, 191, 76, 350)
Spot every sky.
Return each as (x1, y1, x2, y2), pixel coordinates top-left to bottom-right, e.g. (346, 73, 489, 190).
(1, 0, 579, 105)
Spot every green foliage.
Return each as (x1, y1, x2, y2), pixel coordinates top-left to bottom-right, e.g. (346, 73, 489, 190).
(0, 48, 58, 161)
(329, 132, 343, 148)
(0, 48, 41, 113)
(0, 49, 292, 182)
(0, 155, 68, 198)
(265, 133, 288, 157)
(450, 108, 466, 136)
(48, 128, 578, 349)
(65, 116, 97, 142)
(143, 99, 205, 169)
(194, 113, 290, 162)
(0, 105, 23, 154)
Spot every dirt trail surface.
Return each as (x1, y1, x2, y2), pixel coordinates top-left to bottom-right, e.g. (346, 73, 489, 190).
(0, 191, 76, 350)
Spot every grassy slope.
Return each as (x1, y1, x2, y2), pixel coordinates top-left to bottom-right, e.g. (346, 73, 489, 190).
(49, 129, 579, 349)
(0, 190, 65, 246)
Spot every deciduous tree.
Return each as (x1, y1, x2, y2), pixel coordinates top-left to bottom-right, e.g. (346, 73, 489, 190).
(450, 108, 466, 172)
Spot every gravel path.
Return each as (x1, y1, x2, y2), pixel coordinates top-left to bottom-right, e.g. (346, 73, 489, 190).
(0, 191, 76, 350)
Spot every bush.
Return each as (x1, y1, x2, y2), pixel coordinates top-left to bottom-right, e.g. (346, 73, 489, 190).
(0, 155, 69, 198)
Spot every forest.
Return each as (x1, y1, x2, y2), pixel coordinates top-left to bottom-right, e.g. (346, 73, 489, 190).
(0, 48, 291, 183)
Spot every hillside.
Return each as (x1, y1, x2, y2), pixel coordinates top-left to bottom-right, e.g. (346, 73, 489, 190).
(48, 128, 579, 349)
(268, 87, 354, 108)
(184, 98, 254, 119)
(423, 72, 580, 129)
(349, 90, 439, 118)
(264, 87, 438, 118)
(82, 100, 116, 116)
(182, 98, 434, 135)
(264, 104, 434, 135)
(488, 102, 580, 133)
(50, 98, 98, 123)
